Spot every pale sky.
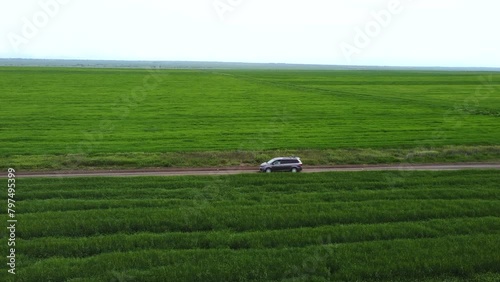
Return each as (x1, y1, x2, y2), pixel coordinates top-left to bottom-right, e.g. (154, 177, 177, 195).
(1, 0, 499, 67)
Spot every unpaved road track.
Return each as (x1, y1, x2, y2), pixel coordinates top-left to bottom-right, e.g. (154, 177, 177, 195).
(13, 163, 500, 178)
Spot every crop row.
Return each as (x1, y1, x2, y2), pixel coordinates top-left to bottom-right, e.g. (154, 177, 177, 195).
(16, 187, 500, 213)
(10, 235, 500, 282)
(12, 199, 500, 238)
(14, 216, 500, 259)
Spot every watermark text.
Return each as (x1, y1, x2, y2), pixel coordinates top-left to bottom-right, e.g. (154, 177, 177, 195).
(7, 168, 17, 275)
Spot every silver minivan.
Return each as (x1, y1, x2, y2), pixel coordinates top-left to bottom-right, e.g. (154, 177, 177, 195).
(259, 157, 303, 173)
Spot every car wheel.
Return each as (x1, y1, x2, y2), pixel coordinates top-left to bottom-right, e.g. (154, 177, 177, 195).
(266, 168, 272, 173)
(291, 168, 297, 173)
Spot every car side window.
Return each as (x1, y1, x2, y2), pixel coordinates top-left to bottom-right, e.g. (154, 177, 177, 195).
(272, 161, 280, 165)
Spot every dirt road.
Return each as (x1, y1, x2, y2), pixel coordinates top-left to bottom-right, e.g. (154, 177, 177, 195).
(13, 163, 500, 178)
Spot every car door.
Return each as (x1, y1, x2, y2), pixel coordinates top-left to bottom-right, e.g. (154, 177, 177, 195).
(280, 159, 293, 171)
(272, 160, 285, 171)
(281, 159, 293, 171)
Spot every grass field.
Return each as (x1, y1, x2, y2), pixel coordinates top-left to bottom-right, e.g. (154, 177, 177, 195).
(1, 67, 499, 170)
(1, 170, 499, 281)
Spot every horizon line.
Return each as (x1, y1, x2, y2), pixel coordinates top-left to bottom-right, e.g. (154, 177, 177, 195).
(1, 57, 499, 71)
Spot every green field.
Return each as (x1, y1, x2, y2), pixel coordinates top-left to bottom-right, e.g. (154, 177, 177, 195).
(1, 170, 499, 281)
(1, 67, 499, 170)
(1, 67, 499, 280)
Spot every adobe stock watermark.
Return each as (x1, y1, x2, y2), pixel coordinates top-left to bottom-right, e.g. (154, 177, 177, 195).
(283, 235, 335, 280)
(434, 75, 498, 141)
(213, 0, 244, 21)
(340, 0, 414, 63)
(6, 168, 17, 275)
(8, 0, 71, 52)
(66, 68, 165, 168)
(384, 74, 498, 187)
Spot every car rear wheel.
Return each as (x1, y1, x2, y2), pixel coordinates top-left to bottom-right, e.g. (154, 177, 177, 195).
(266, 168, 272, 173)
(291, 168, 297, 173)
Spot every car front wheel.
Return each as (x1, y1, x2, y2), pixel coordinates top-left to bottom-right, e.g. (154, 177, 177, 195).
(266, 168, 272, 173)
